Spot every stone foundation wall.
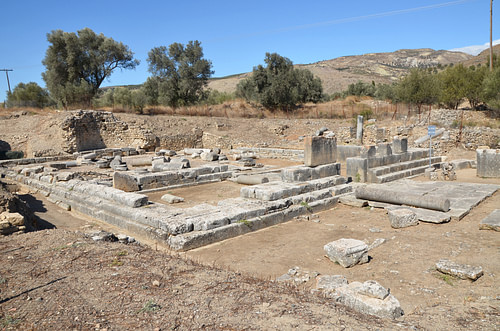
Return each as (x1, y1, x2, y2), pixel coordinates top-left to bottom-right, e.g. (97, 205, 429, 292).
(61, 110, 157, 153)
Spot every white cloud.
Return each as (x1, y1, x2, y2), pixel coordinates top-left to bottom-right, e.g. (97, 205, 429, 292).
(450, 39, 500, 55)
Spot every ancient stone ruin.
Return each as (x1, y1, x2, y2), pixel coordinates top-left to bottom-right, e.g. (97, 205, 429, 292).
(1, 110, 499, 321)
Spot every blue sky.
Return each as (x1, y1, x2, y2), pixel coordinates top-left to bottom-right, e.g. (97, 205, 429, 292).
(0, 0, 497, 101)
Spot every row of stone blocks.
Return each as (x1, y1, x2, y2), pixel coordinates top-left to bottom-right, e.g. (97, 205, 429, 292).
(240, 175, 349, 201)
(114, 164, 231, 191)
(2, 167, 345, 251)
(346, 148, 435, 183)
(367, 156, 443, 183)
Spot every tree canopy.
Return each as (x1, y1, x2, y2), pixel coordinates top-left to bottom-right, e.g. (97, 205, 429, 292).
(42, 28, 139, 108)
(7, 82, 51, 108)
(236, 53, 323, 110)
(395, 68, 439, 111)
(146, 41, 213, 107)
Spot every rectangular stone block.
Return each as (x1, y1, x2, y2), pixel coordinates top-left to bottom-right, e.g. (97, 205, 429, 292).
(113, 172, 140, 192)
(346, 157, 368, 182)
(304, 136, 337, 167)
(477, 149, 500, 178)
(376, 143, 392, 156)
(281, 164, 340, 182)
(392, 137, 408, 154)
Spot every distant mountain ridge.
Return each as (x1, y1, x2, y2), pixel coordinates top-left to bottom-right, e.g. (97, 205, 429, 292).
(208, 48, 480, 95)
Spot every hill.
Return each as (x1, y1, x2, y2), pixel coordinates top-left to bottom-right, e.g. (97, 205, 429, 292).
(208, 48, 473, 95)
(460, 44, 500, 68)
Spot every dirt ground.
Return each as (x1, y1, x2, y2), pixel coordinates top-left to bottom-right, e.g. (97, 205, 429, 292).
(1, 167, 499, 329)
(1, 108, 499, 330)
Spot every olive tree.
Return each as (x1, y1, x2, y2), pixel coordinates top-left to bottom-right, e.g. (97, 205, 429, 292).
(146, 40, 213, 107)
(42, 28, 139, 108)
(236, 52, 323, 110)
(395, 68, 439, 113)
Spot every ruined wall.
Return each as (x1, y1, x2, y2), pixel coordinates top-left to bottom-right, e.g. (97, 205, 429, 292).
(0, 182, 36, 235)
(61, 110, 157, 153)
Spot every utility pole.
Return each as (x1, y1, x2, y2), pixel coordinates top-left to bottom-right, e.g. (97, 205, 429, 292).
(491, 0, 494, 72)
(0, 69, 13, 94)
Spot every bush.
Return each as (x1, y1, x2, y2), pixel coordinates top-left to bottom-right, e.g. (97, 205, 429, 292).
(0, 151, 24, 160)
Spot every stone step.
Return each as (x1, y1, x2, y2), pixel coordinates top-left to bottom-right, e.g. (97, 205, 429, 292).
(369, 156, 442, 177)
(375, 163, 442, 183)
(241, 175, 346, 201)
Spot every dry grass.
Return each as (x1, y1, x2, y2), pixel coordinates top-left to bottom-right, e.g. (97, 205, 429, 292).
(1, 99, 434, 121)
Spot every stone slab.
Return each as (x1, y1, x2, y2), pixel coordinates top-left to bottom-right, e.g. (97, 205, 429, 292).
(333, 281, 404, 319)
(436, 259, 483, 280)
(479, 209, 500, 231)
(304, 136, 337, 167)
(387, 206, 451, 224)
(324, 238, 369, 268)
(387, 208, 418, 228)
(476, 149, 500, 178)
(339, 194, 368, 207)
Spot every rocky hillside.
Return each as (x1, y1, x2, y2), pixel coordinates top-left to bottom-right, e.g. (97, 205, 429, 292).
(208, 48, 473, 95)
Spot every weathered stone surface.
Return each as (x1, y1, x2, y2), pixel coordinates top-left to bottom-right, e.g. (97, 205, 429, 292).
(113, 172, 139, 192)
(376, 143, 392, 156)
(324, 238, 369, 268)
(436, 259, 483, 280)
(200, 151, 219, 161)
(339, 194, 368, 207)
(387, 208, 418, 228)
(282, 164, 340, 182)
(124, 155, 152, 167)
(304, 136, 337, 167)
(236, 175, 269, 185)
(334, 281, 403, 319)
(355, 185, 450, 212)
(479, 209, 500, 231)
(161, 194, 185, 204)
(356, 115, 364, 144)
(388, 206, 451, 224)
(238, 157, 256, 167)
(358, 280, 389, 300)
(0, 212, 25, 226)
(315, 275, 348, 292)
(346, 157, 368, 183)
(477, 149, 500, 178)
(55, 172, 75, 181)
(392, 137, 408, 154)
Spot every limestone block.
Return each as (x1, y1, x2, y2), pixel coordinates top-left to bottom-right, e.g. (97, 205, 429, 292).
(339, 194, 368, 207)
(358, 280, 389, 300)
(236, 175, 269, 185)
(479, 209, 500, 231)
(392, 137, 408, 154)
(161, 194, 184, 204)
(315, 275, 348, 292)
(82, 152, 97, 160)
(376, 143, 392, 156)
(238, 157, 256, 167)
(113, 172, 139, 192)
(346, 158, 368, 182)
(436, 259, 483, 280)
(200, 151, 219, 161)
(476, 149, 500, 178)
(304, 136, 337, 167)
(388, 208, 419, 229)
(334, 281, 404, 319)
(324, 238, 369, 268)
(0, 212, 25, 226)
(55, 172, 73, 182)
